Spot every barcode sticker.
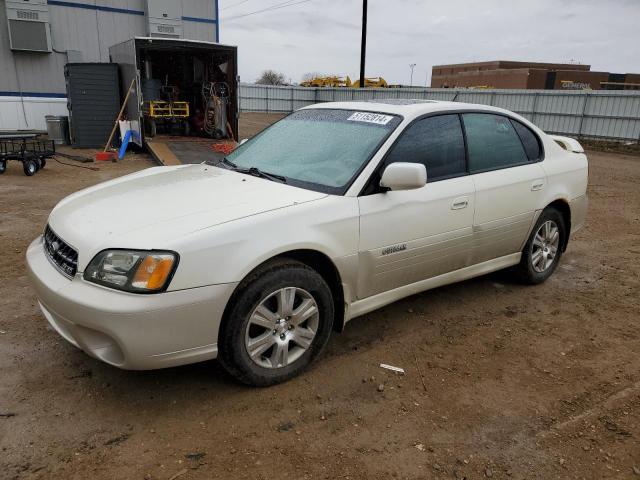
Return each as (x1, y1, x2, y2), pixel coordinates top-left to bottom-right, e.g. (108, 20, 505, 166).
(347, 112, 394, 125)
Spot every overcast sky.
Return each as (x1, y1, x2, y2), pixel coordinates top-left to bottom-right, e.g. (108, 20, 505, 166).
(219, 0, 640, 85)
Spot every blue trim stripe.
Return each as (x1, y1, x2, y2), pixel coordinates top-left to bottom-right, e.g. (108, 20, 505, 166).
(47, 1, 218, 23)
(0, 91, 67, 98)
(182, 16, 217, 24)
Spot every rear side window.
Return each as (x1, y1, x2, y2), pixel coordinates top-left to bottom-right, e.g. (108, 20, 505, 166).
(511, 120, 542, 161)
(462, 113, 528, 173)
(384, 114, 466, 181)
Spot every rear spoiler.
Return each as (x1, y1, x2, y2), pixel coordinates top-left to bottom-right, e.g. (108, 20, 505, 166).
(549, 135, 584, 153)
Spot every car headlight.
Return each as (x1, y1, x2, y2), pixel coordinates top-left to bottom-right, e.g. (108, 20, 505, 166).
(84, 250, 178, 293)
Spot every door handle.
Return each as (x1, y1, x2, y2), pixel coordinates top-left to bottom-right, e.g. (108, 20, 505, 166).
(531, 179, 545, 191)
(451, 196, 469, 210)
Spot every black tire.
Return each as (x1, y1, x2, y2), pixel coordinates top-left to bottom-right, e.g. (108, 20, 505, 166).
(23, 159, 37, 176)
(183, 121, 190, 137)
(0, 160, 6, 174)
(34, 158, 42, 171)
(514, 207, 566, 284)
(39, 157, 46, 169)
(218, 259, 334, 387)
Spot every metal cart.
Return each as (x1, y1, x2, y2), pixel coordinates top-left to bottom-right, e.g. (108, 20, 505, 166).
(0, 137, 56, 176)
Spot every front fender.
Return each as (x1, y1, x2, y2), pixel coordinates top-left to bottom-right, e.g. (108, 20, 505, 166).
(165, 196, 360, 291)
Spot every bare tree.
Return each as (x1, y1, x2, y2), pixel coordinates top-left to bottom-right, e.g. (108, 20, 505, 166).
(301, 71, 324, 82)
(256, 70, 287, 86)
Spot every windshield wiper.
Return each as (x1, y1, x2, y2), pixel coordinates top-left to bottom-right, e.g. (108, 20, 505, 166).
(221, 157, 238, 169)
(218, 157, 287, 183)
(241, 167, 287, 183)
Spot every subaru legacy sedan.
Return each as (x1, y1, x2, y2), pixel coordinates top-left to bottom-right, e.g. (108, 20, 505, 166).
(27, 100, 588, 386)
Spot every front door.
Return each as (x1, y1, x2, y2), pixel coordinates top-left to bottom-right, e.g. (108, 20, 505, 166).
(357, 114, 475, 299)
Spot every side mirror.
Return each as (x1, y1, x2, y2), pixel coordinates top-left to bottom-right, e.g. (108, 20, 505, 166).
(239, 138, 248, 145)
(380, 163, 427, 191)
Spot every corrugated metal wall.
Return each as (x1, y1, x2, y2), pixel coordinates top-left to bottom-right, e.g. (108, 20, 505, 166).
(240, 85, 640, 141)
(0, 0, 218, 95)
(0, 0, 218, 130)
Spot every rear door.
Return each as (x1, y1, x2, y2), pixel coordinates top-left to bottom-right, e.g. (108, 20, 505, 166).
(357, 114, 475, 299)
(462, 113, 546, 264)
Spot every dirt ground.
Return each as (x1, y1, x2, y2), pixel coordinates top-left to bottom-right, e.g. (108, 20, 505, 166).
(1, 113, 639, 480)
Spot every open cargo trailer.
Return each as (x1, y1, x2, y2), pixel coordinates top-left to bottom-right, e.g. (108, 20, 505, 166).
(108, 37, 238, 162)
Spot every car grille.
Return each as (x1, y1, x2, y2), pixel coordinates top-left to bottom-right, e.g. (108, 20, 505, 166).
(43, 225, 78, 278)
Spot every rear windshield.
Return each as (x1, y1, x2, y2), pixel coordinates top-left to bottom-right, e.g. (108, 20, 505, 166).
(224, 109, 402, 194)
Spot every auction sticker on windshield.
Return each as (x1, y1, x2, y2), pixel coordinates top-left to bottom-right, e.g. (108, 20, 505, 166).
(347, 112, 394, 125)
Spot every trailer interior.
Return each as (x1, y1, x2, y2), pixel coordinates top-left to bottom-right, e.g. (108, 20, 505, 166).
(110, 38, 238, 165)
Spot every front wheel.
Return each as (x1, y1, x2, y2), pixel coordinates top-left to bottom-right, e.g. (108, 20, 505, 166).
(514, 207, 566, 284)
(218, 260, 334, 386)
(0, 160, 6, 174)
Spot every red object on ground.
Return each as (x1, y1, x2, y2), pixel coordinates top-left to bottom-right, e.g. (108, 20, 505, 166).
(95, 152, 116, 162)
(211, 142, 237, 155)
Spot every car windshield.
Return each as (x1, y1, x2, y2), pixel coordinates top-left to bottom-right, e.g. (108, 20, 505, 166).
(223, 109, 402, 194)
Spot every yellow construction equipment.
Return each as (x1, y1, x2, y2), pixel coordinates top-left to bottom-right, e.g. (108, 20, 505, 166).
(350, 77, 389, 88)
(300, 75, 390, 88)
(300, 75, 353, 88)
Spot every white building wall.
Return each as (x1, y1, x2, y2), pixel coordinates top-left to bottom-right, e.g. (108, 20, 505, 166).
(0, 0, 219, 131)
(0, 96, 67, 130)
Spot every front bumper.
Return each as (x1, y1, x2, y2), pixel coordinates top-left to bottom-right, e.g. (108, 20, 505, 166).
(26, 237, 237, 370)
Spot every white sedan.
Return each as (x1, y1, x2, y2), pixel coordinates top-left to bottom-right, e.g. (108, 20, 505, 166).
(27, 100, 588, 386)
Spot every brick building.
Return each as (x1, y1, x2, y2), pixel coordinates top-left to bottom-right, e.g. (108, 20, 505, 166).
(431, 61, 640, 90)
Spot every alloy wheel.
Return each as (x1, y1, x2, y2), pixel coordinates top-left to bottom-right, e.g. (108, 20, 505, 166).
(244, 287, 319, 369)
(531, 220, 560, 273)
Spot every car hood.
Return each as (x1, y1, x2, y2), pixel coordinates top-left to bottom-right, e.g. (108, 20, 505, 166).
(48, 164, 327, 267)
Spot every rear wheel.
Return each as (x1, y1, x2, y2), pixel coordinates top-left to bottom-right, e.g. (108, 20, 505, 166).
(39, 157, 46, 169)
(514, 207, 566, 284)
(0, 160, 6, 174)
(23, 159, 37, 176)
(218, 260, 334, 387)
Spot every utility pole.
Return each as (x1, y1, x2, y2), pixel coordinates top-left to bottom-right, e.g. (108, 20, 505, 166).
(359, 0, 367, 88)
(409, 63, 417, 87)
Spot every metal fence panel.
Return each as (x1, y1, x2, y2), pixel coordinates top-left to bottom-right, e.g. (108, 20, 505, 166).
(239, 85, 640, 141)
(491, 92, 535, 114)
(534, 114, 582, 136)
(535, 93, 585, 115)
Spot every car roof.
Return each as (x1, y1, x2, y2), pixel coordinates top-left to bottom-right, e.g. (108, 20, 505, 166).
(301, 99, 511, 119)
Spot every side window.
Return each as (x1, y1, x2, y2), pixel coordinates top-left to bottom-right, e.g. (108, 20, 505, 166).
(384, 114, 466, 182)
(462, 113, 529, 173)
(511, 119, 542, 161)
